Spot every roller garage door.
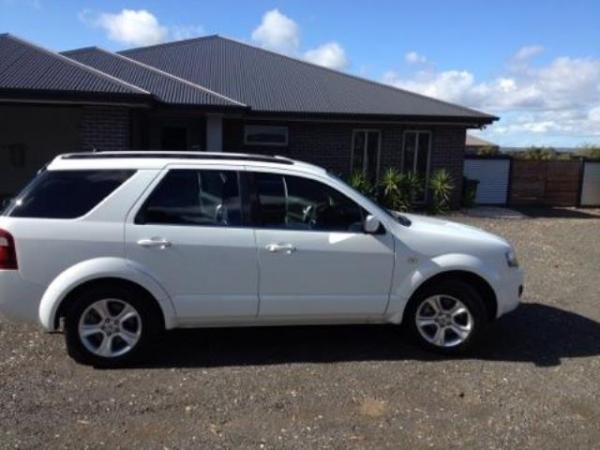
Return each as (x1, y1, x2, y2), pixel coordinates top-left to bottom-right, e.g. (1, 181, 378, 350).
(463, 158, 510, 205)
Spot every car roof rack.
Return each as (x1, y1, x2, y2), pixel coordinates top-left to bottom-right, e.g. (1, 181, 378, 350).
(60, 151, 295, 165)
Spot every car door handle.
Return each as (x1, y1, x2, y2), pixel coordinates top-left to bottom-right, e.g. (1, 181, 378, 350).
(137, 238, 172, 249)
(265, 243, 296, 254)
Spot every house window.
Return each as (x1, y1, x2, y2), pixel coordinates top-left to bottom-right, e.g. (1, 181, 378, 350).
(244, 125, 288, 146)
(402, 131, 432, 202)
(351, 130, 381, 182)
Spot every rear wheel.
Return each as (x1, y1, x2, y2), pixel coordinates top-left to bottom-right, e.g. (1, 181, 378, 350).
(64, 285, 160, 367)
(405, 280, 486, 354)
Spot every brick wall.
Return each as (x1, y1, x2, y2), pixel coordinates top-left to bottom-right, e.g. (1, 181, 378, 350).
(80, 106, 131, 151)
(430, 126, 466, 207)
(224, 118, 467, 208)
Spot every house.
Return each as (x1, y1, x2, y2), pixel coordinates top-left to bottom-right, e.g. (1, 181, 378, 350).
(0, 33, 497, 206)
(465, 134, 500, 155)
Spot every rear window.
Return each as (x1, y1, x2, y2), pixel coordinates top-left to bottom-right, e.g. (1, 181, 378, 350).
(4, 170, 134, 219)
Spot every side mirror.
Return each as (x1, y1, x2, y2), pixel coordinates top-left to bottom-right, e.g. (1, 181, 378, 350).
(363, 214, 382, 234)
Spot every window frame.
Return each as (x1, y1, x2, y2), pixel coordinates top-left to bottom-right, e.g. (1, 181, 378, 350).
(133, 167, 250, 228)
(401, 130, 432, 203)
(244, 125, 289, 147)
(350, 129, 382, 182)
(246, 170, 374, 234)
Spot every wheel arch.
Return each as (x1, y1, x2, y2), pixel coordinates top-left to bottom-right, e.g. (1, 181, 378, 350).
(406, 270, 498, 322)
(38, 257, 177, 331)
(54, 277, 166, 331)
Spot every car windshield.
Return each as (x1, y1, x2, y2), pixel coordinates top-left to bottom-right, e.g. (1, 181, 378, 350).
(327, 172, 411, 227)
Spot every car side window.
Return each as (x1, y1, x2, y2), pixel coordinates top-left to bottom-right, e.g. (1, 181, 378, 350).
(5, 170, 134, 219)
(136, 169, 242, 227)
(253, 172, 365, 232)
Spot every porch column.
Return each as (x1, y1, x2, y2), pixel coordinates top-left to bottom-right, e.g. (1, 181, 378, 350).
(206, 114, 223, 152)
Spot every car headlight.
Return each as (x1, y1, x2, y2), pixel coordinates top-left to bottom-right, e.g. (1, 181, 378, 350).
(506, 249, 519, 268)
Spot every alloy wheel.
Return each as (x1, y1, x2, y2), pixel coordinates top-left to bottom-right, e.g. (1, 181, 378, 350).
(415, 295, 474, 348)
(77, 298, 142, 358)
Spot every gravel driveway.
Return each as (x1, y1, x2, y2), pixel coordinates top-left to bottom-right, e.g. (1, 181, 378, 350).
(1, 209, 599, 449)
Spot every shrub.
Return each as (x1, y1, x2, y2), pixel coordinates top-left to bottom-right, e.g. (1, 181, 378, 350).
(514, 146, 559, 160)
(576, 145, 600, 160)
(461, 176, 478, 208)
(348, 170, 375, 199)
(477, 145, 500, 156)
(377, 168, 424, 212)
(379, 168, 403, 210)
(429, 169, 454, 214)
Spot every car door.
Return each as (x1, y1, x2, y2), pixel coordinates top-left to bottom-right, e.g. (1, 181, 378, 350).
(249, 170, 395, 320)
(125, 166, 259, 323)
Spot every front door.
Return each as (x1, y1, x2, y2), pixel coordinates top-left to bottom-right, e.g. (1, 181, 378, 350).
(250, 171, 395, 320)
(125, 167, 258, 322)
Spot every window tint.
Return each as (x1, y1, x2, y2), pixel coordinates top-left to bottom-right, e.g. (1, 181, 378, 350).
(137, 170, 242, 227)
(254, 173, 364, 232)
(5, 170, 134, 219)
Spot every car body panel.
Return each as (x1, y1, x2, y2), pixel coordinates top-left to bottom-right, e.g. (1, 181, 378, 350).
(37, 257, 178, 331)
(255, 228, 395, 318)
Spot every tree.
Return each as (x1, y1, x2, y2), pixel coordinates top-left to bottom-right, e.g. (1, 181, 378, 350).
(477, 145, 500, 156)
(514, 146, 559, 160)
(576, 144, 600, 160)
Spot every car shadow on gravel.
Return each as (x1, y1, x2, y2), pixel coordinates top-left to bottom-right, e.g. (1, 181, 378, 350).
(515, 207, 600, 219)
(127, 303, 600, 369)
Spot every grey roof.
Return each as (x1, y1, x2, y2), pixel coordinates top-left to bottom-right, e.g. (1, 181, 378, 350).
(120, 35, 496, 122)
(1, 32, 496, 123)
(0, 34, 149, 101)
(466, 134, 498, 147)
(62, 46, 245, 108)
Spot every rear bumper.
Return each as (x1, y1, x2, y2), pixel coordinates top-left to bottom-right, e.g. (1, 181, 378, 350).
(0, 271, 44, 324)
(495, 267, 524, 318)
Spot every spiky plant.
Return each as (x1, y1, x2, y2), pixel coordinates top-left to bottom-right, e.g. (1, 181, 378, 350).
(429, 169, 454, 214)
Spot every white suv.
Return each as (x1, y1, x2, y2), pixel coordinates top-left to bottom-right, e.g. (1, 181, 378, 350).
(0, 152, 523, 366)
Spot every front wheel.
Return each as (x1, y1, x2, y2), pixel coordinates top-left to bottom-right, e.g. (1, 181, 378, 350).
(64, 285, 159, 367)
(404, 280, 486, 354)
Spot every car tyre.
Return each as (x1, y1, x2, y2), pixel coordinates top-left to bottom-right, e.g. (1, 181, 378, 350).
(404, 279, 486, 355)
(64, 284, 160, 367)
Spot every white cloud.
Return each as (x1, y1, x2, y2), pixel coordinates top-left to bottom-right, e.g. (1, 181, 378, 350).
(383, 50, 600, 146)
(80, 9, 204, 47)
(405, 51, 427, 64)
(171, 25, 205, 41)
(250, 9, 350, 71)
(251, 9, 300, 54)
(589, 106, 600, 122)
(304, 42, 349, 70)
(93, 9, 168, 46)
(513, 45, 544, 61)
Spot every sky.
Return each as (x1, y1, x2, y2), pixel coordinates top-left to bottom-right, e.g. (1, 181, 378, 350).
(1, 0, 599, 147)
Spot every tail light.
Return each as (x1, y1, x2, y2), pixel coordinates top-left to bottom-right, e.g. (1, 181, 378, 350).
(0, 229, 17, 270)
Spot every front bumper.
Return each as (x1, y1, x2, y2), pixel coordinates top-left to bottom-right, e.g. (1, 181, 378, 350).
(495, 267, 524, 318)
